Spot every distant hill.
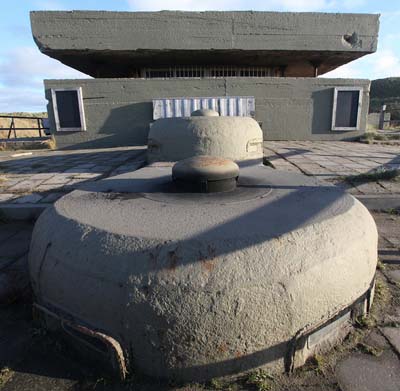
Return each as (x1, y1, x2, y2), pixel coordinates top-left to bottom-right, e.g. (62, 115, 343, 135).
(370, 78, 400, 120)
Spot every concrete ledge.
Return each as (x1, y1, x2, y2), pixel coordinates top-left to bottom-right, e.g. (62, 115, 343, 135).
(0, 204, 49, 221)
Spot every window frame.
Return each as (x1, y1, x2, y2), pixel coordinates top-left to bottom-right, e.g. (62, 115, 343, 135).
(331, 87, 363, 131)
(51, 87, 86, 132)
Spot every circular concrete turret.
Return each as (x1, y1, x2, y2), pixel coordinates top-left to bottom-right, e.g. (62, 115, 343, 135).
(147, 115, 263, 163)
(29, 164, 378, 381)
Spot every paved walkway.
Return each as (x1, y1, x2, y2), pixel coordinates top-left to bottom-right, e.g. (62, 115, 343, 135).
(264, 141, 400, 195)
(0, 142, 399, 209)
(0, 146, 146, 205)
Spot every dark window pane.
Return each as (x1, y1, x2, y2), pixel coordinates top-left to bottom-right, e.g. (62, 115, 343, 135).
(335, 90, 359, 128)
(55, 90, 82, 128)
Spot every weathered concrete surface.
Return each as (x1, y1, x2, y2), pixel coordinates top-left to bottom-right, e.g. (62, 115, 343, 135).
(30, 11, 379, 77)
(148, 115, 263, 163)
(29, 164, 377, 381)
(44, 77, 370, 149)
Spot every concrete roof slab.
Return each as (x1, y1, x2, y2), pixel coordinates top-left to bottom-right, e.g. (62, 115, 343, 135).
(30, 11, 379, 77)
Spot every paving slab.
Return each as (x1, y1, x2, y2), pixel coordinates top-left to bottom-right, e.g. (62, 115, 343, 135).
(384, 307, 400, 327)
(39, 192, 64, 203)
(12, 193, 43, 204)
(0, 204, 48, 221)
(0, 194, 17, 203)
(381, 181, 400, 193)
(352, 182, 392, 195)
(0, 227, 32, 259)
(386, 269, 400, 284)
(381, 327, 400, 355)
(378, 249, 400, 265)
(358, 195, 400, 211)
(363, 330, 392, 351)
(0, 224, 22, 245)
(336, 352, 400, 391)
(0, 255, 30, 305)
(264, 142, 400, 196)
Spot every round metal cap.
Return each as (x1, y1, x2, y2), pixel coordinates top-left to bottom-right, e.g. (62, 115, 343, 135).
(191, 109, 220, 117)
(172, 156, 239, 193)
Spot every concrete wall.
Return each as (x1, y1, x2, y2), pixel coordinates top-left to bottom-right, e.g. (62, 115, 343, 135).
(44, 77, 370, 149)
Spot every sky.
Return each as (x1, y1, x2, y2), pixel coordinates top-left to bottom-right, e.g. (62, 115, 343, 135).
(0, 0, 399, 112)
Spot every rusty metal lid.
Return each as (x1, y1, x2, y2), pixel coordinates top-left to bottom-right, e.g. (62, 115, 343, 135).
(172, 155, 239, 193)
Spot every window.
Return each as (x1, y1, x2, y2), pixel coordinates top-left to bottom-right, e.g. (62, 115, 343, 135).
(331, 87, 363, 131)
(51, 87, 86, 132)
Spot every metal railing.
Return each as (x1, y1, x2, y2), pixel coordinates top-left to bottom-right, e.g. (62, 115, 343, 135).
(0, 115, 49, 139)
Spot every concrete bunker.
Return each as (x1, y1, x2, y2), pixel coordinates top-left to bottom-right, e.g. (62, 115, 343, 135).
(29, 109, 378, 381)
(30, 10, 380, 149)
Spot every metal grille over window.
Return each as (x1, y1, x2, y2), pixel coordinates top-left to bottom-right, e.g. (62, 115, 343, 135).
(143, 66, 281, 79)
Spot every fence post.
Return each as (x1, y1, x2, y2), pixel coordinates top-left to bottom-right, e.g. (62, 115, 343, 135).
(37, 118, 42, 137)
(7, 118, 16, 139)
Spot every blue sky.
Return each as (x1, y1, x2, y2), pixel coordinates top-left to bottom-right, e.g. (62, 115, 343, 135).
(1, 0, 399, 112)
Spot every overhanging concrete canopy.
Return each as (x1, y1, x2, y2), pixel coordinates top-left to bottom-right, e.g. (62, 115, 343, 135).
(30, 11, 380, 77)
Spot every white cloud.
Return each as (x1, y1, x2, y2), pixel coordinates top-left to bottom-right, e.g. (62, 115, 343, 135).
(374, 49, 400, 77)
(0, 87, 46, 113)
(324, 48, 400, 80)
(0, 47, 87, 112)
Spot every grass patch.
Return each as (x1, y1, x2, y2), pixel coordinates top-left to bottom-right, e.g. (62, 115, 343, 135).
(263, 157, 275, 168)
(46, 137, 56, 150)
(354, 314, 376, 329)
(210, 378, 226, 390)
(344, 168, 400, 184)
(246, 369, 274, 391)
(375, 280, 390, 301)
(306, 354, 328, 375)
(209, 378, 238, 390)
(362, 132, 400, 143)
(383, 207, 400, 215)
(357, 342, 383, 357)
(0, 367, 13, 387)
(377, 259, 386, 271)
